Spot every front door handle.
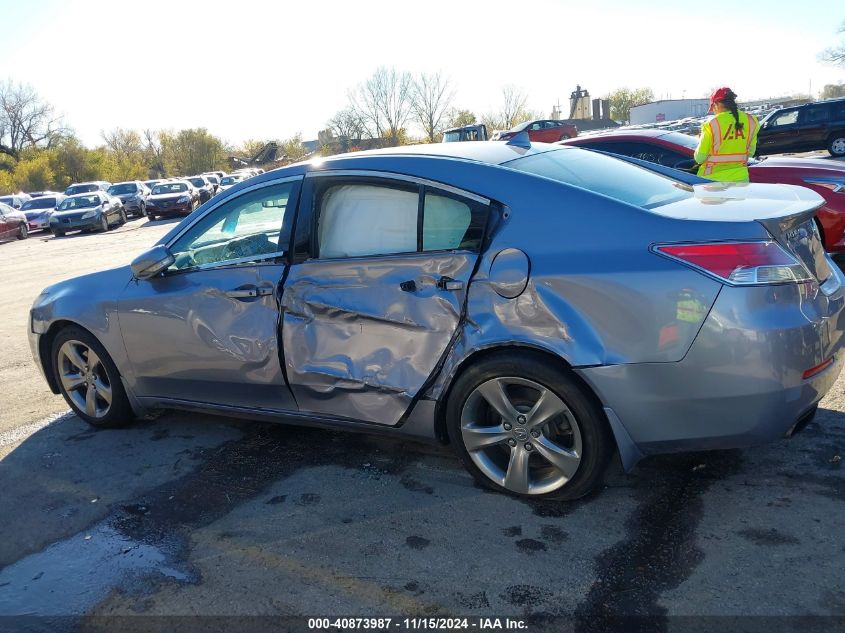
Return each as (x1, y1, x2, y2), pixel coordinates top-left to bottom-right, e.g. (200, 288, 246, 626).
(226, 285, 274, 299)
(436, 276, 464, 291)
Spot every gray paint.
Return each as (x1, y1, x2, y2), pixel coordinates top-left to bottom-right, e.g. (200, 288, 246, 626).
(26, 143, 845, 472)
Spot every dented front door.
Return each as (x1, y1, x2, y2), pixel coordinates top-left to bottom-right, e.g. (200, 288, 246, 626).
(281, 252, 477, 425)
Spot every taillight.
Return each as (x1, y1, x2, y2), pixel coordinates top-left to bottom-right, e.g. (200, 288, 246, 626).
(654, 241, 812, 285)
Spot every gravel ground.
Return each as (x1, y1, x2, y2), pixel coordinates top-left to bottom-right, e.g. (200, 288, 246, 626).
(0, 197, 843, 631)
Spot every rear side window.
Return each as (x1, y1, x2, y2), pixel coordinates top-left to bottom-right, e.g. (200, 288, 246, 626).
(505, 148, 691, 209)
(802, 106, 830, 123)
(315, 181, 488, 259)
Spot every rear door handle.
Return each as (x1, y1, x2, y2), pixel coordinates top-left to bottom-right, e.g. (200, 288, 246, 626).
(226, 286, 274, 299)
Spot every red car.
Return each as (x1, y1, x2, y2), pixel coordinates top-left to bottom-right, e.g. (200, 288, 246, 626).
(0, 201, 29, 242)
(561, 130, 845, 252)
(495, 119, 578, 143)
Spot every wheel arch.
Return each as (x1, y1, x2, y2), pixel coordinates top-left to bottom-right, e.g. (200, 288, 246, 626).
(38, 319, 96, 394)
(431, 343, 610, 445)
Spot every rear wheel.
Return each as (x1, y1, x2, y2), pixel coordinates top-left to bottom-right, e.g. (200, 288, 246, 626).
(829, 134, 845, 157)
(138, 202, 146, 218)
(99, 215, 109, 232)
(17, 223, 28, 240)
(146, 210, 156, 222)
(52, 229, 65, 237)
(119, 208, 127, 225)
(446, 352, 613, 500)
(51, 327, 134, 428)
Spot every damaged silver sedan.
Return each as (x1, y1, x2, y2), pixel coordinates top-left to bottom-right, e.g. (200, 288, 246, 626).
(28, 141, 845, 499)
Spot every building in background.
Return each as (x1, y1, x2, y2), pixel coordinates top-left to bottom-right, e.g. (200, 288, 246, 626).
(630, 99, 710, 125)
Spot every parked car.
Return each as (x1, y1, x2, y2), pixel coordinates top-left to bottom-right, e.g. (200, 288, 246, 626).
(218, 173, 245, 192)
(559, 130, 845, 252)
(443, 124, 489, 142)
(494, 119, 578, 143)
(49, 191, 126, 236)
(21, 194, 65, 232)
(202, 174, 221, 194)
(64, 181, 111, 197)
(27, 190, 63, 199)
(107, 181, 150, 218)
(0, 201, 29, 241)
(0, 193, 31, 209)
(28, 141, 845, 500)
(145, 180, 200, 220)
(185, 175, 214, 203)
(144, 180, 162, 192)
(757, 98, 845, 157)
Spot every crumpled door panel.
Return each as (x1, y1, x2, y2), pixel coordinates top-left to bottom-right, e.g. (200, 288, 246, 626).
(282, 253, 477, 425)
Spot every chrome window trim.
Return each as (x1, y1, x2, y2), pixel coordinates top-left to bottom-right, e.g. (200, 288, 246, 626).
(306, 169, 490, 205)
(164, 175, 304, 248)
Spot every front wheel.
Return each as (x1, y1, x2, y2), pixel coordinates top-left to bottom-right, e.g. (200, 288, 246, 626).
(17, 223, 28, 240)
(99, 215, 109, 232)
(119, 208, 127, 225)
(829, 134, 845, 157)
(51, 327, 134, 428)
(446, 352, 613, 500)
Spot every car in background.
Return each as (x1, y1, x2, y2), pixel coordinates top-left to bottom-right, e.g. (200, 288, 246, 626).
(28, 142, 845, 500)
(0, 193, 31, 209)
(185, 175, 214, 203)
(144, 179, 163, 192)
(145, 180, 200, 220)
(494, 119, 578, 143)
(443, 124, 488, 142)
(560, 129, 845, 252)
(202, 174, 221, 194)
(27, 190, 63, 199)
(757, 98, 845, 157)
(204, 170, 226, 181)
(21, 194, 66, 232)
(0, 201, 29, 241)
(107, 181, 150, 218)
(218, 173, 246, 192)
(64, 181, 111, 197)
(49, 191, 126, 236)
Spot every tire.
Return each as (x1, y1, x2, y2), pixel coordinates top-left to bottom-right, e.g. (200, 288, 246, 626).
(51, 326, 134, 428)
(52, 229, 65, 237)
(119, 208, 127, 225)
(139, 202, 146, 218)
(445, 351, 613, 500)
(99, 215, 109, 232)
(829, 134, 845, 157)
(146, 211, 156, 222)
(17, 223, 28, 240)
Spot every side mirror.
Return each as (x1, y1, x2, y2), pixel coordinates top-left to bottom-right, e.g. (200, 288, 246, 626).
(131, 245, 175, 280)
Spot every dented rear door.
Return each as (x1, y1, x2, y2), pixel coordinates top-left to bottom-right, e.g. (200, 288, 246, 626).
(281, 175, 489, 425)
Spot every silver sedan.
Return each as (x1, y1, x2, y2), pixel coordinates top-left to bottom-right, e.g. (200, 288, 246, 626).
(28, 140, 845, 499)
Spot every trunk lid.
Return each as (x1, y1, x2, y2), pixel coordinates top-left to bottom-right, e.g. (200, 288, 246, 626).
(651, 181, 832, 283)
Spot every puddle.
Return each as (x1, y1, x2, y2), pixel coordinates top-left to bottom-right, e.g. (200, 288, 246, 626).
(0, 523, 188, 616)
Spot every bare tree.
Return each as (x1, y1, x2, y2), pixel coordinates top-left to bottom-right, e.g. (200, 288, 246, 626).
(102, 128, 144, 160)
(500, 85, 529, 129)
(328, 107, 366, 142)
(350, 67, 414, 146)
(821, 20, 845, 67)
(143, 128, 166, 176)
(0, 80, 67, 159)
(411, 72, 454, 142)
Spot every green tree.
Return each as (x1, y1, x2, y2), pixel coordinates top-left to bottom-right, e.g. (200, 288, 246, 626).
(164, 128, 226, 175)
(447, 109, 477, 128)
(13, 150, 55, 191)
(280, 133, 309, 161)
(607, 87, 655, 122)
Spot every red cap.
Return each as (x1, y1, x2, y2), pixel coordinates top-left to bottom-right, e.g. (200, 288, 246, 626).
(709, 87, 732, 108)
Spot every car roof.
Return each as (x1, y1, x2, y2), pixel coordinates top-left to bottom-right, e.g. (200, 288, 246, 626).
(325, 141, 565, 166)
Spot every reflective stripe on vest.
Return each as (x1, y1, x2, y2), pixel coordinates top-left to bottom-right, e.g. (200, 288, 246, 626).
(745, 115, 758, 153)
(704, 111, 753, 175)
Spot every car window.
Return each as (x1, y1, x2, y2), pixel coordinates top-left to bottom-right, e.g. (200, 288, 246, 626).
(317, 183, 419, 258)
(505, 147, 691, 209)
(423, 190, 487, 251)
(770, 110, 798, 127)
(168, 181, 297, 271)
(591, 141, 690, 168)
(802, 106, 830, 123)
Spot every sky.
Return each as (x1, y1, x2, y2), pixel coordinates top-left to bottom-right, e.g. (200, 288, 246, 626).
(1, 0, 844, 147)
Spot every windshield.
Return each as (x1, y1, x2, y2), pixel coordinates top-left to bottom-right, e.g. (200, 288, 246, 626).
(59, 195, 100, 210)
(65, 184, 99, 195)
(0, 197, 14, 205)
(188, 178, 205, 187)
(152, 183, 188, 195)
(504, 147, 692, 209)
(508, 121, 531, 133)
(22, 198, 57, 210)
(205, 176, 219, 184)
(108, 183, 138, 195)
(220, 177, 239, 185)
(443, 131, 461, 142)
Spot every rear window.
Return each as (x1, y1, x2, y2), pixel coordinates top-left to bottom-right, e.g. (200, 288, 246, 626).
(22, 198, 57, 210)
(504, 148, 692, 209)
(65, 184, 99, 195)
(108, 183, 138, 195)
(153, 183, 188, 195)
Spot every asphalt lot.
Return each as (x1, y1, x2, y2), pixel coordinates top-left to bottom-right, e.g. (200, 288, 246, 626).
(0, 193, 844, 630)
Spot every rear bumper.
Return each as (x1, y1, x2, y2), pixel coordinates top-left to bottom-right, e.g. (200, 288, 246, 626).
(578, 271, 845, 461)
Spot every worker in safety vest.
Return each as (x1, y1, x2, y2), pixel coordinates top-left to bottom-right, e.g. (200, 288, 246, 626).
(693, 87, 759, 182)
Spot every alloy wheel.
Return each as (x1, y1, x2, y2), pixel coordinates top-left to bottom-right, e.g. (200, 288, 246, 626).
(18, 224, 28, 239)
(101, 215, 109, 231)
(57, 340, 113, 419)
(831, 137, 845, 156)
(460, 376, 582, 495)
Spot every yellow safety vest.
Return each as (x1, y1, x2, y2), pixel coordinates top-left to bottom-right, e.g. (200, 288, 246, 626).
(694, 110, 758, 182)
